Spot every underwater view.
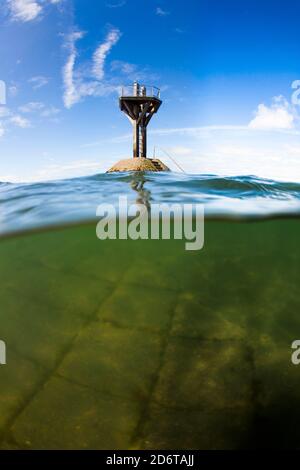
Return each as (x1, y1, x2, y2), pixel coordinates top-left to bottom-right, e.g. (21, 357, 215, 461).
(0, 172, 300, 450)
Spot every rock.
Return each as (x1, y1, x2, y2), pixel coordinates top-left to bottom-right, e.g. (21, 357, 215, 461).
(107, 158, 170, 173)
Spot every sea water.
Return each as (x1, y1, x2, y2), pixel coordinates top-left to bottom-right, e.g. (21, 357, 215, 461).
(0, 172, 300, 450)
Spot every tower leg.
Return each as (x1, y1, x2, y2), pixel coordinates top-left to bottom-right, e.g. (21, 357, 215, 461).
(141, 126, 147, 158)
(133, 121, 139, 158)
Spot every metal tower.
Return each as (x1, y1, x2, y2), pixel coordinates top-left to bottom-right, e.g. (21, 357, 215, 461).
(119, 82, 162, 158)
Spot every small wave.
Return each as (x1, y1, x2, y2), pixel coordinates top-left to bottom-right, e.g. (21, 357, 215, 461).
(0, 172, 300, 236)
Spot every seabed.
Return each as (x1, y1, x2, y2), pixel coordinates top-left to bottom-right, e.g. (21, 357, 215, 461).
(0, 219, 300, 449)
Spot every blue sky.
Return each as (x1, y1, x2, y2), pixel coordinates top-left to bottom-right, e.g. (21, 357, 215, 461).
(0, 0, 300, 181)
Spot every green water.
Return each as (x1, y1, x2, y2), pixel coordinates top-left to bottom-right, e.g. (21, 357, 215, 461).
(0, 218, 300, 449)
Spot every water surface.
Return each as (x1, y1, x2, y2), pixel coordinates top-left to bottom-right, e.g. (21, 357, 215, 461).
(0, 172, 299, 449)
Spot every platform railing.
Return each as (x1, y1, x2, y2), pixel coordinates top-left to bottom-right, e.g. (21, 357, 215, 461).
(120, 84, 161, 99)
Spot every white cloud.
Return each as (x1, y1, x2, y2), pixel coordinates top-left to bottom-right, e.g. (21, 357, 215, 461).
(248, 96, 295, 130)
(10, 114, 31, 128)
(62, 28, 121, 108)
(0, 99, 59, 138)
(7, 0, 63, 23)
(18, 101, 60, 118)
(28, 76, 49, 89)
(19, 101, 44, 113)
(8, 0, 42, 22)
(0, 107, 33, 135)
(92, 28, 122, 80)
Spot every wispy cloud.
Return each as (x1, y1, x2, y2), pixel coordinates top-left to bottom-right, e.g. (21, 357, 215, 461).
(19, 101, 44, 113)
(62, 31, 85, 108)
(0, 100, 57, 137)
(28, 76, 49, 89)
(110, 60, 159, 82)
(82, 119, 300, 149)
(0, 107, 32, 137)
(106, 0, 126, 8)
(110, 60, 136, 75)
(18, 101, 60, 118)
(40, 106, 60, 118)
(62, 28, 122, 108)
(156, 7, 170, 16)
(92, 28, 122, 80)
